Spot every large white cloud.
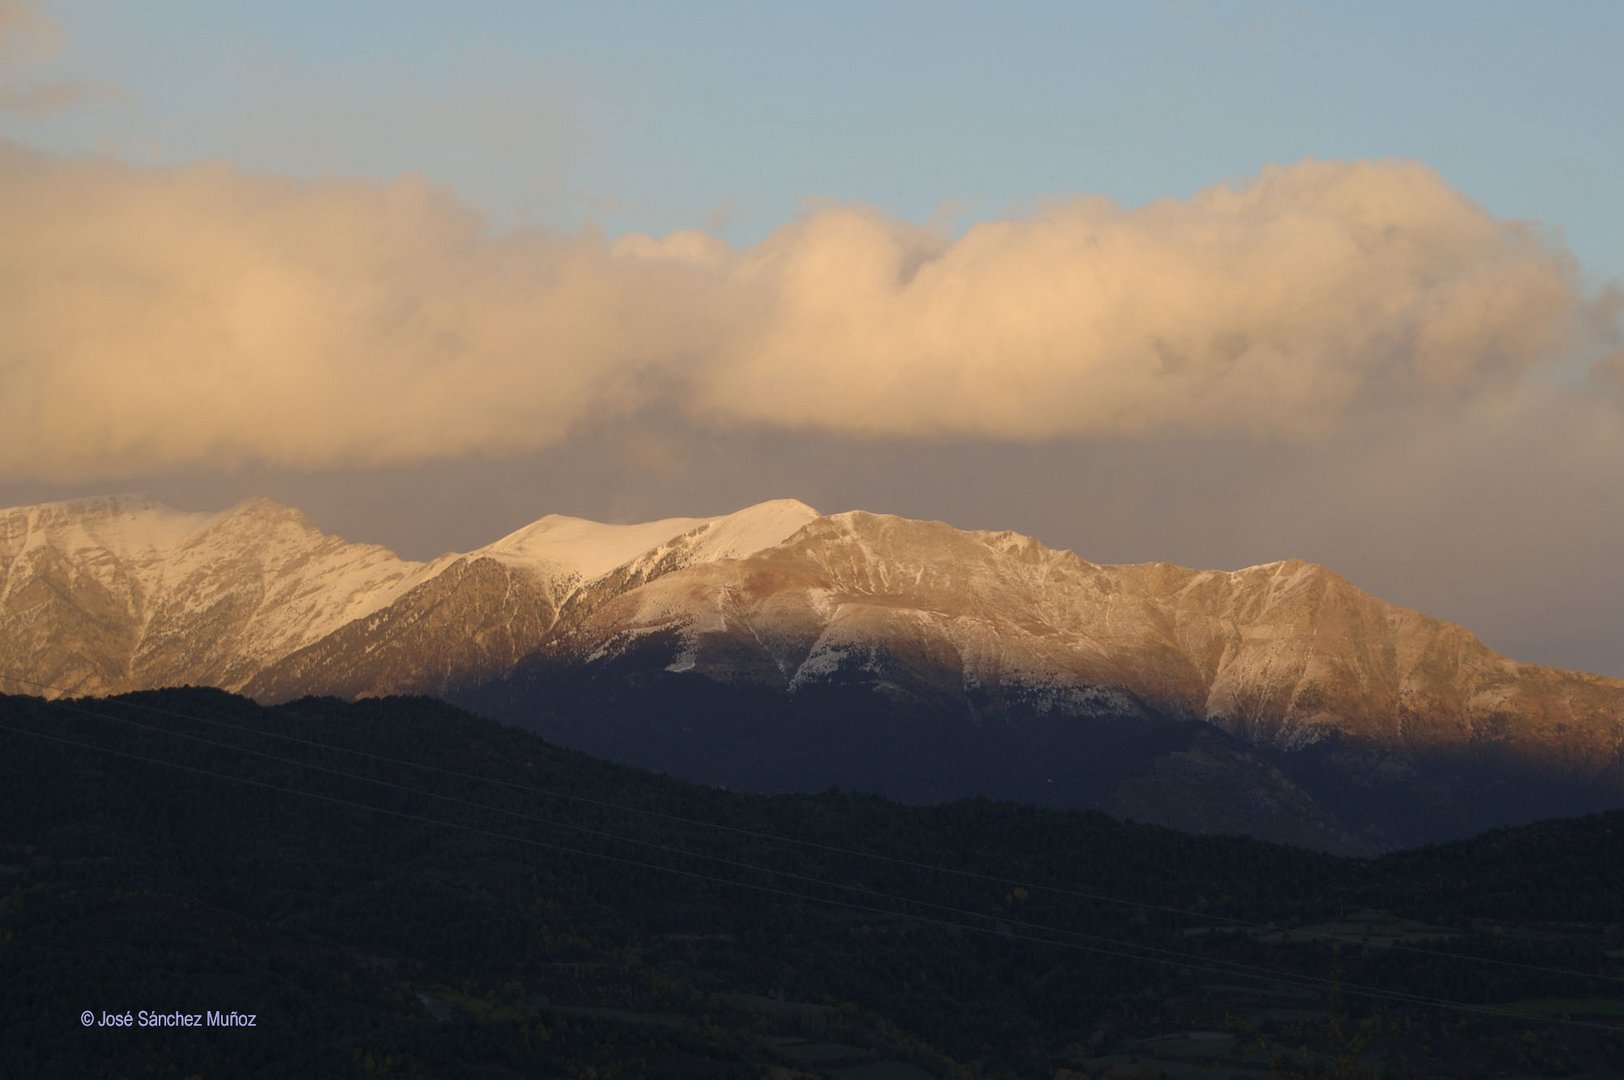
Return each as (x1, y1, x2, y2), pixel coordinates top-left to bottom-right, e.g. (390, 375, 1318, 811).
(698, 161, 1589, 438)
(0, 144, 1609, 479)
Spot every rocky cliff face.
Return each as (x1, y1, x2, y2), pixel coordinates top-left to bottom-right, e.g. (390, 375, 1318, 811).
(4, 494, 1621, 851)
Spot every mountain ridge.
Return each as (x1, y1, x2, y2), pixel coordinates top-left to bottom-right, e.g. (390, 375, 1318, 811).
(3, 493, 1621, 850)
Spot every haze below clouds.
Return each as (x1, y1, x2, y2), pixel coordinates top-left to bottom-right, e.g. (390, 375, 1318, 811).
(2, 0, 1622, 678)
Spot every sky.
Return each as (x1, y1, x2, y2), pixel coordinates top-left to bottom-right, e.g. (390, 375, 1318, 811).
(2, 0, 1622, 676)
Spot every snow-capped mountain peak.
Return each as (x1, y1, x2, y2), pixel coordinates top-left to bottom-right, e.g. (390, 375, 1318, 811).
(5, 491, 1624, 851)
(0, 493, 217, 563)
(477, 498, 820, 581)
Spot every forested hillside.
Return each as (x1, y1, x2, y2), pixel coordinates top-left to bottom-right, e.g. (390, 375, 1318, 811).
(3, 689, 1622, 1077)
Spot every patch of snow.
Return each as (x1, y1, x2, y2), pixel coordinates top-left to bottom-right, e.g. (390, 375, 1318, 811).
(788, 637, 885, 690)
(584, 623, 680, 665)
(1, 493, 218, 563)
(482, 513, 712, 579)
(477, 499, 819, 581)
(681, 499, 820, 562)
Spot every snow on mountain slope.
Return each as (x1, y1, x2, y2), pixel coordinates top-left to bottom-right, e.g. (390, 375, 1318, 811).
(0, 495, 432, 695)
(478, 499, 819, 581)
(0, 494, 821, 697)
(547, 510, 1624, 767)
(5, 493, 1622, 774)
(8, 492, 1624, 850)
(0, 494, 216, 558)
(0, 495, 223, 694)
(0, 494, 216, 605)
(481, 513, 713, 580)
(129, 497, 431, 688)
(675, 499, 823, 562)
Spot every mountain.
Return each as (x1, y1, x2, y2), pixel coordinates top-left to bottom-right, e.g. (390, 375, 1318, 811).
(3, 493, 1622, 850)
(0, 493, 815, 699)
(6, 688, 1623, 1079)
(0, 494, 420, 695)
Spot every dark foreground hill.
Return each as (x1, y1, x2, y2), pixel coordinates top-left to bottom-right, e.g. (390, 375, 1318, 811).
(3, 689, 1623, 1078)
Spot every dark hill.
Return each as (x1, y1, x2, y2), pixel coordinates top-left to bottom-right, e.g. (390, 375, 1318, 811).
(2, 689, 1622, 1077)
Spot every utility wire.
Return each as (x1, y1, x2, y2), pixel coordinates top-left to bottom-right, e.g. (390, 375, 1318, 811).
(3, 672, 1612, 984)
(67, 693, 1604, 995)
(4, 712, 1622, 1036)
(30, 693, 1255, 966)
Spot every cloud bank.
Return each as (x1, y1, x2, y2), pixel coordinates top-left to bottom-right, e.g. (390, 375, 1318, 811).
(0, 143, 1610, 479)
(0, 1, 117, 116)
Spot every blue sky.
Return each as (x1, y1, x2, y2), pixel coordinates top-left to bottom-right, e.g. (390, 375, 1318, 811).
(4, 0, 1624, 676)
(14, 0, 1623, 285)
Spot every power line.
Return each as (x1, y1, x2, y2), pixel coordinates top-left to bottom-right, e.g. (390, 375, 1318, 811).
(63, 693, 1599, 995)
(32, 693, 1225, 961)
(4, 713, 1622, 1035)
(3, 672, 1612, 985)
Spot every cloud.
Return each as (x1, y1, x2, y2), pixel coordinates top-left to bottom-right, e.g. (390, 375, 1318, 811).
(701, 162, 1591, 439)
(0, 144, 738, 478)
(0, 144, 1611, 480)
(0, 1, 120, 116)
(0, 0, 61, 65)
(0, 78, 118, 113)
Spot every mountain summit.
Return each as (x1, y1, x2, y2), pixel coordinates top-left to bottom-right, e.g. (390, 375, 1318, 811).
(0, 495, 818, 697)
(3, 494, 1620, 850)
